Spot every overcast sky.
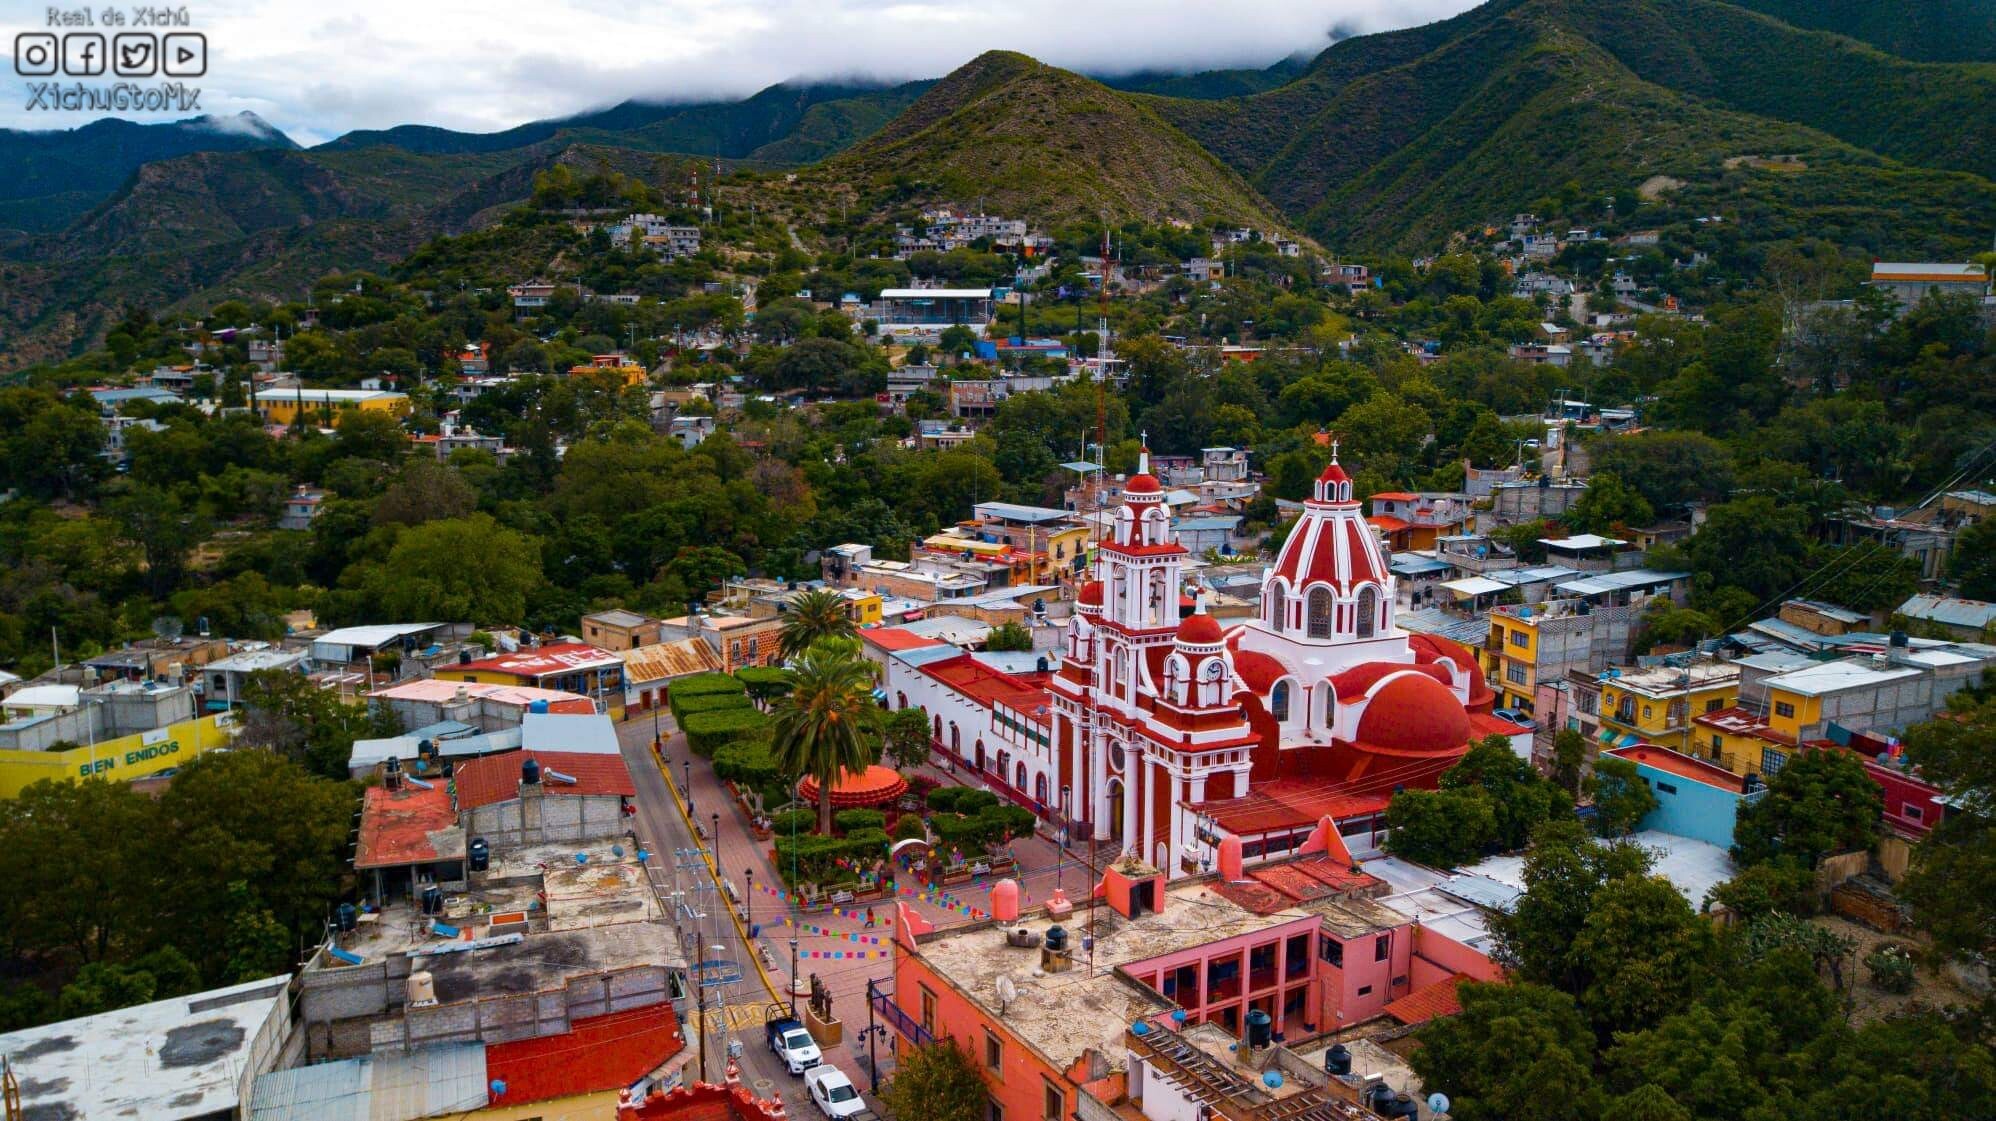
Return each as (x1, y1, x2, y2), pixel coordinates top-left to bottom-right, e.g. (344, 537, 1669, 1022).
(5, 1, 1478, 144)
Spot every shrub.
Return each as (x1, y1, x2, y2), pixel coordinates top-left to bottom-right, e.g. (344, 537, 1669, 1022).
(681, 707, 768, 757)
(835, 808, 886, 833)
(768, 809, 816, 837)
(893, 814, 927, 841)
(954, 789, 999, 815)
(1865, 944, 1917, 994)
(927, 786, 966, 813)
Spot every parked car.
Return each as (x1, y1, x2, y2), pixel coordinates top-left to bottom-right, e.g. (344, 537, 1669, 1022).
(804, 1065, 872, 1120)
(1492, 707, 1539, 731)
(766, 1015, 821, 1074)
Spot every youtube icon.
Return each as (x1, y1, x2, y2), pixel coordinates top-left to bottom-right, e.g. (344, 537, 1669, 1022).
(162, 32, 205, 77)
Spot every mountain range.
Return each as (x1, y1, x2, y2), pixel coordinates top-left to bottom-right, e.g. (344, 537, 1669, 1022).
(5, 0, 1995, 369)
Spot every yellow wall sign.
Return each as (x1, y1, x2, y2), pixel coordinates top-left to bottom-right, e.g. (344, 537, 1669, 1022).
(0, 712, 238, 798)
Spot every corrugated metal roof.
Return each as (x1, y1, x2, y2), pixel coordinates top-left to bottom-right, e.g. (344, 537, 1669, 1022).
(1897, 594, 1996, 629)
(620, 638, 723, 684)
(249, 1043, 488, 1121)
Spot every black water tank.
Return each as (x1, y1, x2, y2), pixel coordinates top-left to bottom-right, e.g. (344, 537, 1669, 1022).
(1044, 925, 1068, 952)
(336, 903, 357, 933)
(418, 738, 435, 759)
(1245, 1009, 1272, 1050)
(421, 885, 443, 916)
(468, 836, 490, 873)
(522, 756, 542, 785)
(1325, 1044, 1351, 1076)
(459, 649, 473, 665)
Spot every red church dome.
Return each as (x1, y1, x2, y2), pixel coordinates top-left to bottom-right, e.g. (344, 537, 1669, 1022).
(1176, 612, 1224, 645)
(1077, 580, 1104, 606)
(1355, 672, 1471, 754)
(1125, 473, 1162, 494)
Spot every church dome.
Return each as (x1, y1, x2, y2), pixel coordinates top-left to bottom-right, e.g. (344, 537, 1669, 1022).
(1077, 580, 1104, 606)
(1175, 612, 1224, 645)
(1125, 473, 1162, 495)
(1355, 672, 1472, 753)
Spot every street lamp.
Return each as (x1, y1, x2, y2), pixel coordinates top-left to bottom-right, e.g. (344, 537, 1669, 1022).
(683, 759, 693, 814)
(712, 813, 721, 879)
(789, 938, 800, 1015)
(744, 868, 753, 929)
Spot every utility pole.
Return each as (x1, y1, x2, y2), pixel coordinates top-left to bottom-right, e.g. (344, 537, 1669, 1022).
(694, 931, 707, 1082)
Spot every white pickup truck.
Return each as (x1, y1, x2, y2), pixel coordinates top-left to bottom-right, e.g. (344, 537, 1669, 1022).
(803, 1065, 875, 1120)
(766, 1016, 822, 1075)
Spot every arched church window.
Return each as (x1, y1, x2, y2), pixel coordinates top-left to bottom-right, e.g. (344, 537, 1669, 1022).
(1355, 586, 1378, 638)
(1267, 584, 1286, 632)
(1307, 588, 1333, 638)
(1270, 680, 1291, 722)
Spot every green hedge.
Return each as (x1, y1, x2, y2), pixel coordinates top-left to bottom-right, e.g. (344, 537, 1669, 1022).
(681, 707, 769, 757)
(675, 691, 754, 717)
(893, 814, 927, 841)
(929, 802, 1037, 852)
(773, 827, 893, 887)
(735, 666, 795, 702)
(835, 808, 886, 833)
(670, 673, 746, 698)
(768, 808, 816, 836)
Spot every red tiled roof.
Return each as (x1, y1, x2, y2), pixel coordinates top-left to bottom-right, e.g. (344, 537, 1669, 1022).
(454, 750, 635, 811)
(620, 1083, 786, 1121)
(487, 1006, 683, 1105)
(1468, 712, 1531, 739)
(1367, 515, 1411, 533)
(453, 642, 622, 678)
(1369, 492, 1418, 503)
(1200, 780, 1390, 836)
(1382, 975, 1467, 1026)
(356, 783, 460, 869)
(861, 627, 943, 653)
(919, 654, 1050, 717)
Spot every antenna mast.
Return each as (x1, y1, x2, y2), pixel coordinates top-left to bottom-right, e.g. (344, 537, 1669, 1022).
(1089, 222, 1112, 543)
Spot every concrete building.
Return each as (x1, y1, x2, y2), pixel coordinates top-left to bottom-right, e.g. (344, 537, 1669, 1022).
(1571, 658, 1742, 756)
(1604, 744, 1757, 850)
(1868, 262, 1990, 311)
(1365, 492, 1471, 551)
(581, 608, 665, 651)
(0, 975, 292, 1121)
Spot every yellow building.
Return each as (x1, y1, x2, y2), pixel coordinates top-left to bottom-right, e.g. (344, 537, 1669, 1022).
(842, 589, 884, 626)
(569, 356, 648, 387)
(255, 387, 411, 427)
(0, 711, 238, 798)
(1592, 660, 1740, 755)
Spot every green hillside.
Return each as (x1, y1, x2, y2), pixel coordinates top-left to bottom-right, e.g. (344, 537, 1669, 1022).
(1730, 0, 1996, 62)
(1144, 0, 1996, 255)
(815, 51, 1293, 232)
(0, 112, 297, 234)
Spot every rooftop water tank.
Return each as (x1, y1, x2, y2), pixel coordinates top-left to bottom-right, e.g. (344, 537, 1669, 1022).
(407, 970, 437, 1007)
(522, 756, 542, 785)
(421, 885, 443, 916)
(335, 903, 357, 933)
(468, 837, 490, 873)
(1044, 925, 1068, 952)
(529, 699, 550, 715)
(1325, 1043, 1351, 1076)
(1246, 1008, 1272, 1050)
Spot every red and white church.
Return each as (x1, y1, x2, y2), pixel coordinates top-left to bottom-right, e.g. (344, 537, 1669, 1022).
(883, 447, 1524, 878)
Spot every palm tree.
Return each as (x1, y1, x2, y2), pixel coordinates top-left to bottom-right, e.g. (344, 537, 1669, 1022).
(778, 588, 857, 662)
(769, 646, 880, 833)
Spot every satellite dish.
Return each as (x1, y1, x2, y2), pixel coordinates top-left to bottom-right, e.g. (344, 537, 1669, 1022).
(1428, 1093, 1451, 1115)
(995, 974, 1018, 1014)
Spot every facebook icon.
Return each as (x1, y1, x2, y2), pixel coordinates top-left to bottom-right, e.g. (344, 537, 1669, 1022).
(63, 33, 105, 76)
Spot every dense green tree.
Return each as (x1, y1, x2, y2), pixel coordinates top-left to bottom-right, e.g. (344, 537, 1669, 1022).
(1585, 755, 1658, 837)
(1410, 982, 1605, 1121)
(1441, 735, 1571, 850)
(1489, 819, 1652, 989)
(1899, 697, 1996, 957)
(1569, 874, 1715, 1033)
(884, 706, 934, 771)
(1384, 786, 1498, 867)
(1682, 496, 1811, 607)
(365, 514, 543, 625)
(1733, 748, 1883, 868)
(880, 1041, 988, 1121)
(1949, 516, 1996, 600)
(1563, 471, 1654, 535)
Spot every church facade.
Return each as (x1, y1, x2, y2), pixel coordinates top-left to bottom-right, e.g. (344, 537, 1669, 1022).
(889, 449, 1523, 879)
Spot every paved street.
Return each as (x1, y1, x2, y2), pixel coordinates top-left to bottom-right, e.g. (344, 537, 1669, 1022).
(615, 709, 1109, 1110)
